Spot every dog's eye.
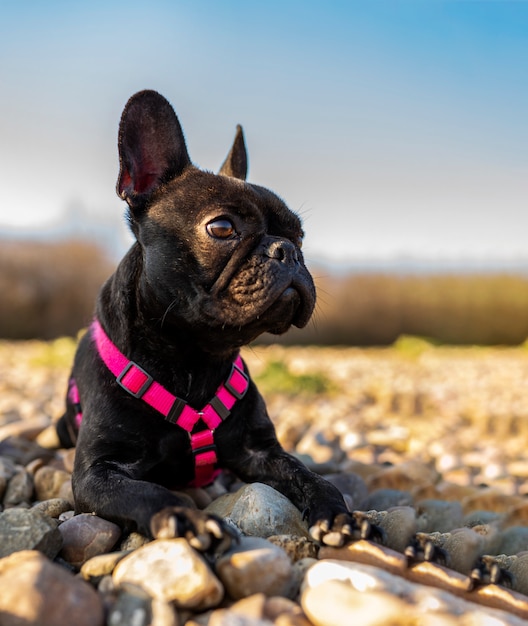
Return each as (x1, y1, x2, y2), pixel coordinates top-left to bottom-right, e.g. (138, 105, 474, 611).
(206, 218, 235, 239)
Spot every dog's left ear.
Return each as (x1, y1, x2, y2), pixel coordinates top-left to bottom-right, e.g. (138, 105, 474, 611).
(218, 125, 248, 181)
(116, 90, 192, 210)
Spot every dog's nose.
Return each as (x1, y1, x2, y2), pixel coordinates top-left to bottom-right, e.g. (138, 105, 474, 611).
(265, 239, 299, 264)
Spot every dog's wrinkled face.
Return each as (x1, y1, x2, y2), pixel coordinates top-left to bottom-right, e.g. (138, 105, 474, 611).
(117, 91, 315, 349)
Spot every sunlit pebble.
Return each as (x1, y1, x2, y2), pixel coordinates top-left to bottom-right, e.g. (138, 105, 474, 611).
(480, 462, 505, 481)
(340, 431, 366, 451)
(435, 453, 460, 473)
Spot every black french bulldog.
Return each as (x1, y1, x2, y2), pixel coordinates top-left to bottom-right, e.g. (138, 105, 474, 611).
(56, 90, 364, 551)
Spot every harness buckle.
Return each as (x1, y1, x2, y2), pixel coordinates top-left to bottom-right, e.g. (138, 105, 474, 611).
(224, 362, 249, 400)
(116, 361, 154, 399)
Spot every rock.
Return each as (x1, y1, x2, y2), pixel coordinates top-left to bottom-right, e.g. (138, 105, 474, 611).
(205, 483, 310, 539)
(120, 531, 150, 551)
(113, 538, 223, 610)
(107, 585, 153, 626)
(361, 506, 417, 553)
(80, 550, 131, 582)
(209, 593, 268, 624)
(33, 465, 72, 502)
(0, 457, 17, 493)
(302, 579, 412, 626)
(365, 460, 440, 493)
(3, 467, 34, 507)
(0, 549, 104, 626)
(0, 507, 62, 558)
(323, 472, 369, 510)
(205, 593, 309, 626)
(496, 526, 528, 556)
(59, 513, 121, 568)
(151, 598, 180, 626)
(416, 499, 464, 533)
(267, 534, 319, 561)
(0, 436, 54, 466)
(35, 423, 62, 448)
(216, 536, 293, 600)
(413, 527, 493, 575)
(360, 488, 414, 511)
(32, 497, 73, 518)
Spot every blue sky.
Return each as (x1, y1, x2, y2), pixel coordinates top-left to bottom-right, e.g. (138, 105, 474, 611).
(1, 1, 527, 266)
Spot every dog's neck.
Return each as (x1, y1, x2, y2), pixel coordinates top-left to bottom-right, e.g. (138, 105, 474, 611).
(95, 246, 241, 404)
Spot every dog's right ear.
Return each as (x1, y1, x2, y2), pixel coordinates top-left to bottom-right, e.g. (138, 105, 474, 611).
(116, 90, 191, 211)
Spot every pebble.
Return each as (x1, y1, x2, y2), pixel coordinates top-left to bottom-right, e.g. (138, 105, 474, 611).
(32, 496, 73, 518)
(216, 536, 293, 599)
(322, 472, 369, 510)
(3, 466, 34, 506)
(0, 507, 62, 558)
(416, 499, 465, 533)
(301, 560, 527, 625)
(267, 534, 319, 561)
(361, 487, 414, 511)
(205, 482, 311, 539)
(33, 464, 73, 502)
(113, 538, 224, 610)
(302, 579, 414, 626)
(6, 341, 528, 623)
(81, 550, 131, 583)
(361, 506, 418, 553)
(0, 550, 104, 626)
(59, 513, 122, 568)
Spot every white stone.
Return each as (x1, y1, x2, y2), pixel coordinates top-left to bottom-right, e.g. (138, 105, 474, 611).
(113, 538, 223, 610)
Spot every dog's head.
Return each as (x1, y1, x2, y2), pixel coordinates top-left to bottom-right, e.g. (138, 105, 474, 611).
(116, 90, 315, 350)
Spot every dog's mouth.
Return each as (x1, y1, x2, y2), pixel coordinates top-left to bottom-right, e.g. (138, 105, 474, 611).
(251, 274, 315, 336)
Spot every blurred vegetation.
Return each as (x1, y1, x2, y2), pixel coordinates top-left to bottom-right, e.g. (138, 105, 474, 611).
(266, 270, 528, 346)
(3, 239, 528, 346)
(254, 360, 332, 396)
(0, 240, 113, 339)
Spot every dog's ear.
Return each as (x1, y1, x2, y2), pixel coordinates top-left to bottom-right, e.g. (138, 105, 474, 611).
(218, 125, 248, 181)
(116, 90, 191, 209)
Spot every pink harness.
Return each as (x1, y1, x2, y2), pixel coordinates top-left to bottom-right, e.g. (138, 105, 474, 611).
(70, 319, 249, 488)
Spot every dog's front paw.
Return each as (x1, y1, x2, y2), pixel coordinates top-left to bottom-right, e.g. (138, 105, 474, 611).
(306, 510, 383, 547)
(150, 506, 238, 554)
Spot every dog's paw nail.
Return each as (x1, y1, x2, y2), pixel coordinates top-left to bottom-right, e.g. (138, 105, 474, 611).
(309, 525, 324, 543)
(205, 518, 224, 539)
(322, 531, 345, 548)
(189, 534, 211, 551)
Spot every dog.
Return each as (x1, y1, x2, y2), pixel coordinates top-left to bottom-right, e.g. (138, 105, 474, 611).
(56, 90, 367, 551)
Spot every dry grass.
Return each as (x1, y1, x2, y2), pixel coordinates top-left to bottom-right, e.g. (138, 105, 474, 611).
(3, 239, 528, 346)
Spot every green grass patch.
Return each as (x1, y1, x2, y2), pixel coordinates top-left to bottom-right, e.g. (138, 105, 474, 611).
(28, 337, 77, 368)
(254, 360, 332, 396)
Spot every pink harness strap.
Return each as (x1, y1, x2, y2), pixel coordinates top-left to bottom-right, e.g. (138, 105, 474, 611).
(81, 319, 249, 487)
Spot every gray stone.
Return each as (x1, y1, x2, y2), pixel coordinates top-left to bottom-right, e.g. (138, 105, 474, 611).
(324, 472, 369, 510)
(0, 507, 62, 558)
(3, 467, 34, 507)
(361, 506, 417, 553)
(416, 499, 464, 533)
(360, 488, 413, 511)
(205, 483, 310, 539)
(107, 586, 152, 626)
